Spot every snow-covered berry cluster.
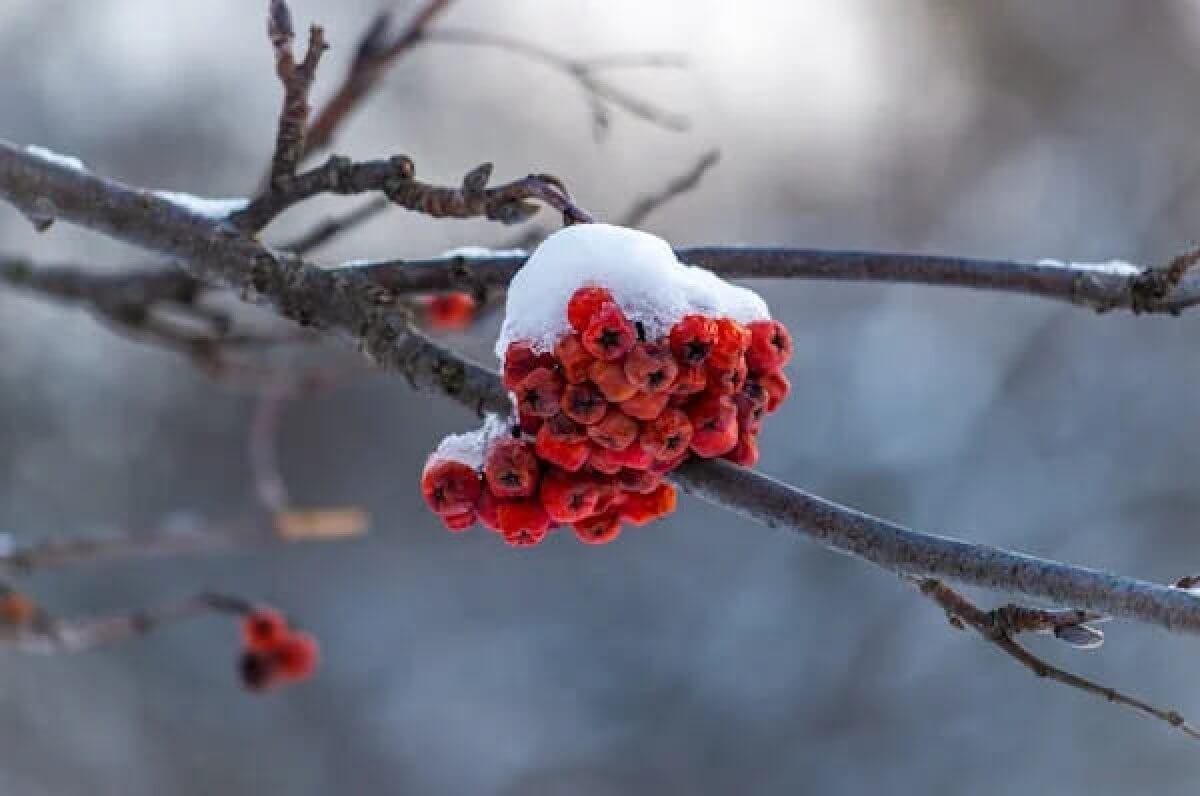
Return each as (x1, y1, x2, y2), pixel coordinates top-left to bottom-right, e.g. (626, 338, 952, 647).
(419, 224, 792, 547)
(237, 608, 319, 692)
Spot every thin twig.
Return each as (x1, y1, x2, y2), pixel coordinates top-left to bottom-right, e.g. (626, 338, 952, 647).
(267, 1, 329, 186)
(916, 578, 1200, 741)
(279, 197, 390, 254)
(232, 154, 592, 233)
(426, 27, 690, 137)
(503, 149, 721, 251)
(302, 0, 455, 160)
(0, 589, 252, 654)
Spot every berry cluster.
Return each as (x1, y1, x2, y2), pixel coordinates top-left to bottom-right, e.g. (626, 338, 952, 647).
(422, 285, 792, 547)
(237, 608, 319, 692)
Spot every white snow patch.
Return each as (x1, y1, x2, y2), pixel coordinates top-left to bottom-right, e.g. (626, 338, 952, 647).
(427, 414, 511, 470)
(1036, 258, 1143, 277)
(496, 224, 769, 358)
(440, 246, 528, 259)
(25, 145, 85, 172)
(153, 190, 249, 220)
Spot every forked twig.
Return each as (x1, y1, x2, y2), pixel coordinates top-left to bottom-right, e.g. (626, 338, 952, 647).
(916, 578, 1200, 742)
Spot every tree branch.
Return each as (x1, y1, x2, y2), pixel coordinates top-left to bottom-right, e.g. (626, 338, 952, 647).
(425, 27, 690, 137)
(331, 246, 1200, 314)
(231, 154, 592, 233)
(5, 141, 1200, 638)
(917, 578, 1200, 741)
(266, 0, 328, 186)
(0, 588, 251, 654)
(302, 0, 455, 160)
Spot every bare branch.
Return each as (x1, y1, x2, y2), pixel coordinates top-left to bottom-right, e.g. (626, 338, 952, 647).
(332, 246, 1200, 315)
(232, 154, 592, 233)
(0, 588, 251, 654)
(279, 197, 389, 254)
(7, 141, 1200, 635)
(504, 149, 721, 251)
(426, 27, 690, 137)
(618, 149, 720, 229)
(267, 1, 329, 185)
(917, 579, 1200, 741)
(1, 256, 319, 383)
(302, 1, 455, 159)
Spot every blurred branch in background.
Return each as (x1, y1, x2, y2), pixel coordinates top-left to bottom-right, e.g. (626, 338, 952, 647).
(0, 586, 250, 654)
(426, 27, 690, 139)
(0, 509, 365, 577)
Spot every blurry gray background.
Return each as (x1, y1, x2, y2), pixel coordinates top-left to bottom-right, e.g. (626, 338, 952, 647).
(4, 0, 1200, 793)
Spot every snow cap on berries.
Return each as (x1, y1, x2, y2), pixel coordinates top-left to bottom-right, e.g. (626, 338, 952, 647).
(496, 224, 769, 359)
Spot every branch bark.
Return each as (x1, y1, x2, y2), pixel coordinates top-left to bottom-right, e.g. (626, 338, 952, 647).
(5, 139, 1200, 636)
(331, 246, 1200, 314)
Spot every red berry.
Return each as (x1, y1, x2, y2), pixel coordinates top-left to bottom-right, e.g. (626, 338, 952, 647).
(759, 370, 790, 413)
(722, 434, 759, 468)
(592, 481, 625, 514)
(425, 292, 477, 330)
(746, 320, 792, 372)
(710, 318, 750, 369)
(517, 407, 544, 436)
(588, 360, 638, 403)
(562, 382, 607, 426)
(554, 333, 594, 384)
(618, 468, 661, 494)
(421, 459, 482, 516)
(586, 411, 640, 451)
(516, 367, 564, 419)
(651, 450, 689, 474)
(567, 285, 615, 333)
(572, 513, 622, 545)
(587, 445, 623, 475)
(535, 414, 590, 472)
(273, 631, 320, 681)
(670, 314, 718, 365)
(620, 390, 671, 421)
(241, 608, 289, 653)
(609, 442, 655, 470)
(440, 510, 476, 532)
(620, 483, 677, 526)
(503, 342, 555, 390)
(540, 469, 602, 523)
(582, 303, 636, 361)
(687, 395, 739, 457)
(641, 408, 693, 461)
(706, 359, 747, 396)
(672, 365, 708, 396)
(484, 438, 540, 498)
(496, 499, 551, 546)
(623, 342, 679, 393)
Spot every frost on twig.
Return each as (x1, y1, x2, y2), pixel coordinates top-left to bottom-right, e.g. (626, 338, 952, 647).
(917, 578, 1200, 742)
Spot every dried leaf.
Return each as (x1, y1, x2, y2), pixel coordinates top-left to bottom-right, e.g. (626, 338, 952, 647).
(274, 508, 369, 541)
